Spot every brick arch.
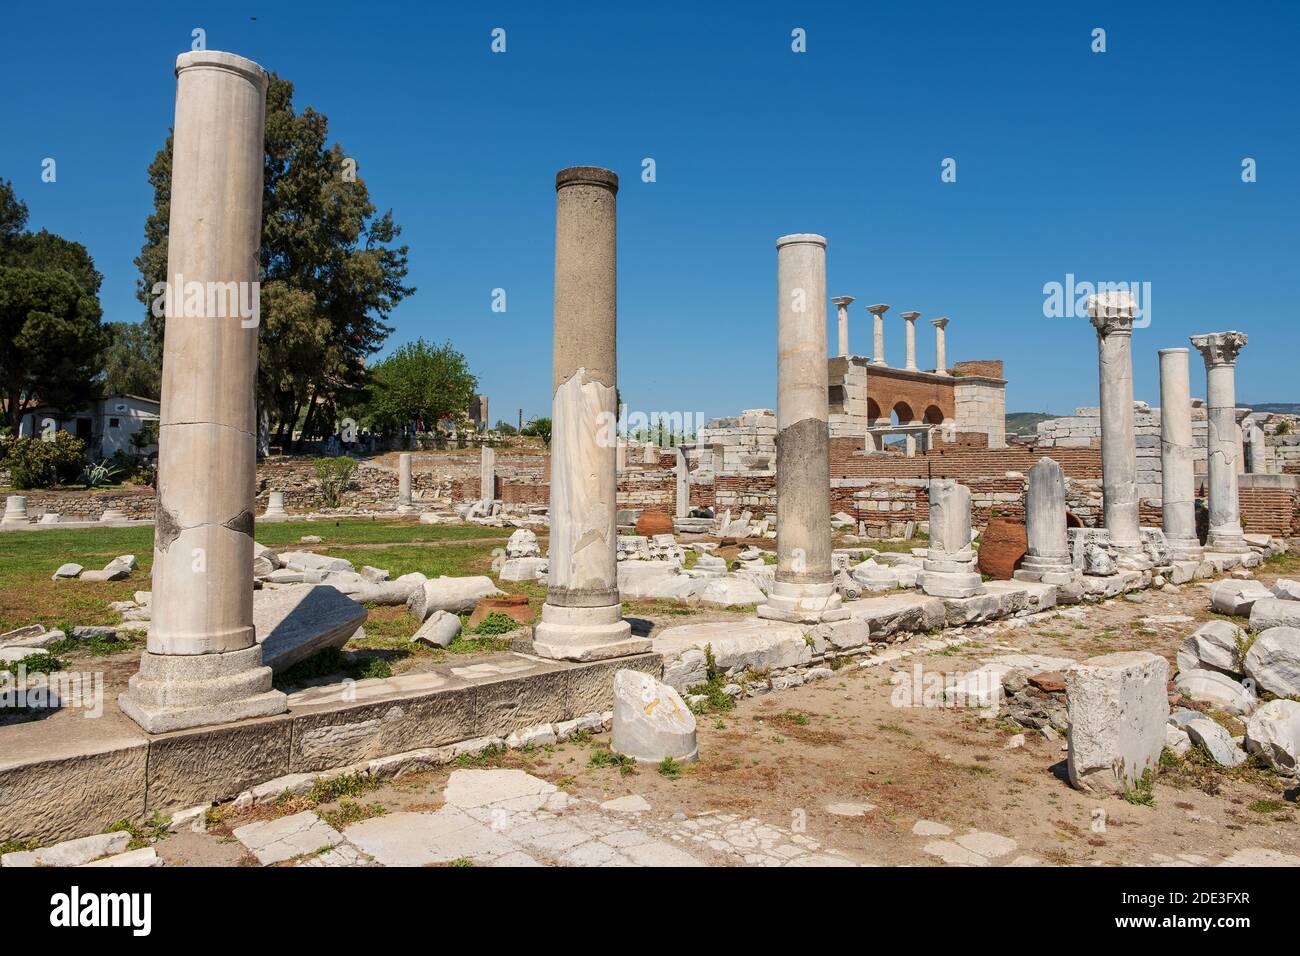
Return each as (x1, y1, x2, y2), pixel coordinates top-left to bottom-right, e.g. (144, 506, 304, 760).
(866, 397, 883, 422)
(923, 404, 945, 424)
(891, 400, 915, 425)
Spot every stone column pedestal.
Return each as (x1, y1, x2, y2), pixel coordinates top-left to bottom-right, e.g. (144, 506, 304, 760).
(119, 50, 286, 734)
(1191, 331, 1249, 553)
(2, 496, 29, 526)
(480, 446, 496, 502)
(918, 479, 986, 597)
(832, 295, 854, 357)
(867, 304, 889, 366)
(757, 234, 846, 625)
(931, 317, 949, 374)
(262, 491, 288, 521)
(1088, 292, 1147, 567)
(396, 452, 413, 513)
(533, 167, 647, 662)
(1157, 349, 1203, 560)
(1015, 457, 1077, 583)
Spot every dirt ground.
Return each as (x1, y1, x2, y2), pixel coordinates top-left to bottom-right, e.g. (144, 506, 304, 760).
(155, 556, 1300, 867)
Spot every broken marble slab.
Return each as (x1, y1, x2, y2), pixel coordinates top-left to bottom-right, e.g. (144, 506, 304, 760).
(254, 584, 367, 673)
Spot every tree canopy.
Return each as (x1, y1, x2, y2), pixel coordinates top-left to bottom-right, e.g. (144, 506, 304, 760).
(135, 74, 415, 448)
(364, 339, 477, 433)
(101, 321, 160, 399)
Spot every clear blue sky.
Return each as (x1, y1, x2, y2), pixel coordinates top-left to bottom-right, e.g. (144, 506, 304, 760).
(4, 1, 1297, 424)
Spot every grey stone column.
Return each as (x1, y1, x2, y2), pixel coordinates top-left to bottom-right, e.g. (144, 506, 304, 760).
(1015, 457, 1076, 582)
(1191, 331, 1249, 553)
(757, 234, 846, 624)
(1088, 292, 1145, 563)
(931, 317, 949, 374)
(867, 304, 889, 365)
(900, 311, 920, 370)
(480, 446, 495, 502)
(2, 496, 28, 526)
(675, 447, 689, 518)
(832, 295, 854, 357)
(1158, 348, 1202, 561)
(396, 452, 413, 513)
(533, 167, 647, 661)
(120, 51, 286, 733)
(918, 479, 985, 597)
(262, 491, 288, 520)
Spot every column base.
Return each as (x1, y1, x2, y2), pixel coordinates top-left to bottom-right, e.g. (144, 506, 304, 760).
(1206, 532, 1250, 554)
(532, 602, 650, 662)
(1164, 536, 1204, 562)
(756, 580, 848, 624)
(119, 644, 287, 734)
(1013, 555, 1078, 585)
(395, 504, 414, 515)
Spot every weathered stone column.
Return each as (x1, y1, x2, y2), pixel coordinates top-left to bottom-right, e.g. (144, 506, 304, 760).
(1015, 457, 1076, 582)
(931, 317, 949, 375)
(757, 234, 846, 624)
(533, 167, 646, 661)
(918, 479, 985, 597)
(1234, 408, 1249, 475)
(1088, 292, 1145, 563)
(396, 452, 413, 513)
(900, 311, 920, 370)
(262, 491, 288, 520)
(832, 295, 854, 357)
(1191, 331, 1249, 553)
(480, 446, 495, 502)
(675, 447, 689, 518)
(2, 496, 28, 526)
(1157, 348, 1202, 561)
(867, 304, 889, 365)
(120, 51, 286, 733)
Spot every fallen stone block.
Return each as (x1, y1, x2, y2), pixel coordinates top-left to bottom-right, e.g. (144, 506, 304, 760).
(653, 619, 810, 688)
(1165, 724, 1192, 756)
(506, 723, 558, 749)
(81, 847, 162, 867)
(255, 584, 368, 673)
(407, 575, 503, 620)
(1176, 620, 1247, 677)
(1244, 699, 1300, 774)
(1184, 717, 1248, 767)
(51, 563, 83, 580)
(410, 609, 461, 649)
(1248, 598, 1300, 632)
(1066, 651, 1169, 794)
(1210, 579, 1274, 617)
(1, 830, 131, 867)
(278, 551, 355, 574)
(697, 576, 766, 607)
(1242, 626, 1300, 698)
(1174, 668, 1256, 715)
(499, 556, 547, 582)
(611, 669, 698, 764)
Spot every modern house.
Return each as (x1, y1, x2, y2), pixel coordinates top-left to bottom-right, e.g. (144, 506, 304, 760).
(15, 394, 160, 459)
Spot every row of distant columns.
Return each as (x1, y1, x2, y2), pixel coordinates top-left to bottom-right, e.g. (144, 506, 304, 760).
(1089, 292, 1249, 564)
(831, 299, 950, 375)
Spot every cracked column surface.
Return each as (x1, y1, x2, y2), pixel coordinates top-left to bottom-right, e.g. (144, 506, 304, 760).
(757, 234, 846, 624)
(1191, 331, 1249, 553)
(832, 295, 854, 357)
(396, 452, 413, 512)
(1088, 292, 1145, 564)
(532, 166, 648, 661)
(1158, 348, 1203, 560)
(867, 304, 889, 365)
(120, 51, 286, 733)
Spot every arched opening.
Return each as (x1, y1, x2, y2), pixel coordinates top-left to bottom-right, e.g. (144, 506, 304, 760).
(866, 397, 882, 423)
(923, 404, 945, 425)
(1066, 510, 1084, 529)
(890, 401, 914, 425)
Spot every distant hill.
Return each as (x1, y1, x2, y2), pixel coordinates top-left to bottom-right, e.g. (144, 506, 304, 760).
(1005, 411, 1060, 436)
(1244, 403, 1300, 415)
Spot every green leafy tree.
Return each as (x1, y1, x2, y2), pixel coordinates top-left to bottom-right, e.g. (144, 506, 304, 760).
(135, 76, 414, 448)
(363, 339, 477, 433)
(521, 417, 552, 447)
(0, 181, 107, 433)
(101, 321, 160, 398)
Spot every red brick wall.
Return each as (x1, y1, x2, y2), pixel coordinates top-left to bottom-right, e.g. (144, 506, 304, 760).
(952, 360, 1005, 379)
(1239, 485, 1300, 537)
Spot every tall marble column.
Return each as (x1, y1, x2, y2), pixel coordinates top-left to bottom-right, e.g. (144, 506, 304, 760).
(1191, 331, 1249, 553)
(931, 317, 949, 375)
(1088, 292, 1145, 563)
(120, 51, 286, 733)
(867, 304, 889, 365)
(900, 311, 920, 370)
(675, 447, 689, 518)
(396, 452, 413, 513)
(1158, 348, 1202, 561)
(1014, 457, 1076, 582)
(757, 234, 846, 624)
(831, 295, 854, 357)
(533, 167, 647, 661)
(480, 446, 495, 502)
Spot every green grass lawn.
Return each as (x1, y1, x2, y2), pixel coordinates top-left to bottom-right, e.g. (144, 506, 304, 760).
(0, 519, 512, 637)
